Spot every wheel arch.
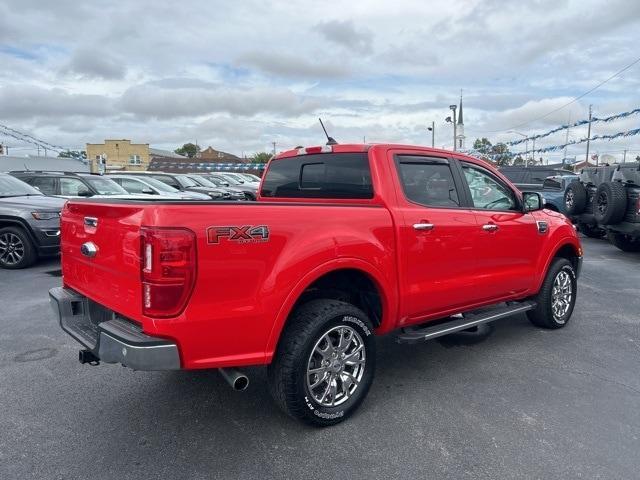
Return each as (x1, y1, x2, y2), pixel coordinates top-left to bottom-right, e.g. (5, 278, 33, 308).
(0, 216, 38, 245)
(534, 239, 582, 293)
(265, 258, 396, 362)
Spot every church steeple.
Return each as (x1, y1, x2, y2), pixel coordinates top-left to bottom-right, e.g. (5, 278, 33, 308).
(455, 90, 465, 150)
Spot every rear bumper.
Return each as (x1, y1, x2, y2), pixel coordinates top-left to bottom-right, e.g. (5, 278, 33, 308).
(49, 286, 180, 370)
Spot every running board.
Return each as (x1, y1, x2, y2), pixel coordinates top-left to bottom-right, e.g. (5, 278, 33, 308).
(396, 301, 537, 344)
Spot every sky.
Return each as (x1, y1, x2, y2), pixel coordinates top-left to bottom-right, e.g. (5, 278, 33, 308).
(1, 0, 640, 163)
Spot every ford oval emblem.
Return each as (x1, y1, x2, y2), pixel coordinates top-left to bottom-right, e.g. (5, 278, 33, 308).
(80, 242, 98, 258)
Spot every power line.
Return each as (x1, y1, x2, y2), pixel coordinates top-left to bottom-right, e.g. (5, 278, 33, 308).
(483, 55, 640, 134)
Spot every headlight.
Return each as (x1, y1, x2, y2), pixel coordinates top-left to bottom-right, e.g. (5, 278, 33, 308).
(31, 212, 60, 220)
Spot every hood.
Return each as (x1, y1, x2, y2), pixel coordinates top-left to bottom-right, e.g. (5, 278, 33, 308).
(0, 195, 66, 210)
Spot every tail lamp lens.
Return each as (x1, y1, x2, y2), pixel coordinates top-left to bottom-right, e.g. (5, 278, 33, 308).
(140, 227, 197, 318)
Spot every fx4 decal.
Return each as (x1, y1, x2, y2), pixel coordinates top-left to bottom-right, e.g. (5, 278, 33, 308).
(207, 225, 270, 244)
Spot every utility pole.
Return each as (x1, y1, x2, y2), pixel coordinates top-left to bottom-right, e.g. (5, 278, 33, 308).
(585, 104, 593, 165)
(563, 113, 571, 164)
(623, 149, 627, 163)
(272, 141, 276, 155)
(531, 138, 536, 165)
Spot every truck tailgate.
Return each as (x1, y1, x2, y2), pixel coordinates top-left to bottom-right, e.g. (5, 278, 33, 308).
(61, 201, 144, 321)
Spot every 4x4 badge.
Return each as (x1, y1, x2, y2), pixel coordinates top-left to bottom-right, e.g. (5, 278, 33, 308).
(207, 225, 269, 244)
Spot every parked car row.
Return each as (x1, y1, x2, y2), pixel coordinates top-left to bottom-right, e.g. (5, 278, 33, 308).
(0, 170, 262, 268)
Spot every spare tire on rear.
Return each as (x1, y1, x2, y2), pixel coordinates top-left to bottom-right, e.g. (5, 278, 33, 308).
(564, 181, 587, 215)
(593, 182, 627, 225)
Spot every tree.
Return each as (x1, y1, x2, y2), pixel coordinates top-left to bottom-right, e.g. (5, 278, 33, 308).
(490, 142, 512, 166)
(58, 150, 86, 159)
(473, 137, 493, 156)
(250, 152, 272, 164)
(174, 143, 201, 158)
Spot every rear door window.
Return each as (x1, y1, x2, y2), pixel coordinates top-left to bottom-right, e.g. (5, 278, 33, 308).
(395, 156, 460, 207)
(28, 176, 57, 195)
(261, 153, 373, 199)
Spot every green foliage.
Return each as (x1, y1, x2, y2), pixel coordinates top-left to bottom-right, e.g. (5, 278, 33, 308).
(250, 151, 273, 164)
(58, 150, 87, 159)
(174, 143, 201, 158)
(473, 137, 492, 155)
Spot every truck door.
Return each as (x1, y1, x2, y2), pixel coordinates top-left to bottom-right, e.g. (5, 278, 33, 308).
(458, 160, 544, 301)
(390, 153, 485, 323)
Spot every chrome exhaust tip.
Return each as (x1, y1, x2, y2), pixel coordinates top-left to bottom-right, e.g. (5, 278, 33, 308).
(218, 368, 249, 391)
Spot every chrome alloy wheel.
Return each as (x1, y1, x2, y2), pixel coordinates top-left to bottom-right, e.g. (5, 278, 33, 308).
(0, 232, 25, 266)
(551, 269, 573, 321)
(306, 325, 366, 407)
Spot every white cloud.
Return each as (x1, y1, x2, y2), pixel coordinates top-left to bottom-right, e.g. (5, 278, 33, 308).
(0, 0, 638, 160)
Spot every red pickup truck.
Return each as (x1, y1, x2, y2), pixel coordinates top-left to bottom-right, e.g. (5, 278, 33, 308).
(50, 143, 582, 426)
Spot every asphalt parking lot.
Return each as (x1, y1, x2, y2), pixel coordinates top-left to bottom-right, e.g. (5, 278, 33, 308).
(1, 236, 639, 479)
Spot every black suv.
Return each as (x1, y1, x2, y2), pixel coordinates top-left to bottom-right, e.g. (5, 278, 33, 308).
(0, 173, 66, 268)
(10, 171, 129, 198)
(564, 163, 640, 251)
(499, 166, 575, 191)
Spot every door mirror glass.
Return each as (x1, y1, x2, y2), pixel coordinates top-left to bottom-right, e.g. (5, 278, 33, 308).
(523, 192, 543, 212)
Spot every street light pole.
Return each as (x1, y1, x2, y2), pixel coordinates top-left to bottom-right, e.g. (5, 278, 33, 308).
(427, 121, 435, 147)
(449, 105, 457, 151)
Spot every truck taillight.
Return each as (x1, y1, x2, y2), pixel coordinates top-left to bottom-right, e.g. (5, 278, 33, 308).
(140, 227, 197, 318)
(637, 197, 640, 215)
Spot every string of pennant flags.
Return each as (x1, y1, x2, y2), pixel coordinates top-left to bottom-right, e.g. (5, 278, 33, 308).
(506, 107, 640, 146)
(511, 126, 640, 156)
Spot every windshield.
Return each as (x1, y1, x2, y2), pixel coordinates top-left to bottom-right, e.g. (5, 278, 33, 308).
(83, 176, 128, 195)
(204, 176, 226, 187)
(225, 173, 245, 184)
(141, 177, 180, 193)
(189, 175, 217, 187)
(176, 175, 198, 188)
(219, 174, 242, 186)
(0, 175, 43, 197)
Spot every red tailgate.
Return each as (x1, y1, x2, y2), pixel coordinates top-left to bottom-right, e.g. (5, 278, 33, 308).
(60, 201, 144, 321)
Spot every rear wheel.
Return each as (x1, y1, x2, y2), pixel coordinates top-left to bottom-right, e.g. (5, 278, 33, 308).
(564, 181, 587, 215)
(0, 226, 37, 269)
(268, 299, 376, 427)
(593, 182, 627, 225)
(608, 233, 640, 252)
(527, 258, 577, 329)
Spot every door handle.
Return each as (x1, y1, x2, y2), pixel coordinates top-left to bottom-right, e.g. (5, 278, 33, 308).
(413, 223, 435, 231)
(482, 224, 499, 232)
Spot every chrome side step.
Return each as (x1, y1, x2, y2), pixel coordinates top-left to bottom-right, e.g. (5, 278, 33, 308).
(396, 301, 537, 344)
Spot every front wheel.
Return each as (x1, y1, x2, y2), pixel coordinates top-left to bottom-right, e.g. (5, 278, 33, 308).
(0, 226, 37, 269)
(527, 258, 577, 329)
(268, 299, 376, 427)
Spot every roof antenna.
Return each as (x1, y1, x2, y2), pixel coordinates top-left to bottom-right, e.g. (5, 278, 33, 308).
(319, 118, 338, 145)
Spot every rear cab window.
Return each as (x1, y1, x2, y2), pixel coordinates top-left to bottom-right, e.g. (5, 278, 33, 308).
(260, 153, 373, 199)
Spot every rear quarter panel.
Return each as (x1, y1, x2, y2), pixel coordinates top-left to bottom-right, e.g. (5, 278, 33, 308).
(142, 203, 396, 368)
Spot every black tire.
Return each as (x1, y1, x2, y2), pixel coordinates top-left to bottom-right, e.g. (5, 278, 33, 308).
(268, 299, 376, 427)
(578, 223, 606, 239)
(608, 233, 640, 252)
(593, 182, 627, 225)
(527, 258, 577, 329)
(564, 181, 587, 215)
(0, 226, 37, 269)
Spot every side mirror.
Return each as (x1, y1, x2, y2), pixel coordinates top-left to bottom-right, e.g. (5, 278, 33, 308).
(141, 187, 155, 194)
(523, 192, 544, 212)
(77, 190, 93, 197)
